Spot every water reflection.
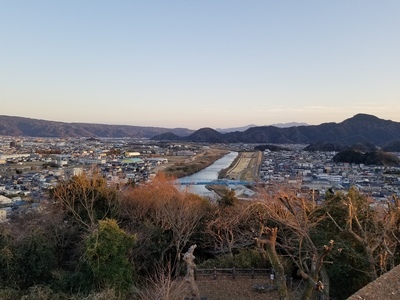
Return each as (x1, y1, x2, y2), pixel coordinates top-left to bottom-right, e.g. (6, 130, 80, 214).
(179, 151, 238, 199)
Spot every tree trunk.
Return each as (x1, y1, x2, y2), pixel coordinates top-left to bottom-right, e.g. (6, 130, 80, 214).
(365, 247, 378, 280)
(183, 244, 201, 300)
(300, 275, 316, 300)
(300, 240, 334, 300)
(263, 227, 290, 300)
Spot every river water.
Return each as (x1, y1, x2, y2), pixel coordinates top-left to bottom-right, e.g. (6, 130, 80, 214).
(178, 151, 238, 199)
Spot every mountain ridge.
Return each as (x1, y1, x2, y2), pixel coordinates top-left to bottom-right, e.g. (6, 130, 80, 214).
(152, 114, 400, 146)
(0, 115, 194, 138)
(216, 122, 308, 133)
(1, 114, 400, 147)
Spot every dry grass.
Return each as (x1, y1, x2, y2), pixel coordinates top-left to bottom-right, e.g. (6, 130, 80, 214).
(225, 151, 262, 181)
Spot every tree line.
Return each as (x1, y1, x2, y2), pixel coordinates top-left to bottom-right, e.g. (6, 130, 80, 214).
(0, 170, 399, 299)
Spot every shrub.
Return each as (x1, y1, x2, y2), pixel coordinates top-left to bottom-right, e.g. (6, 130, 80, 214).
(199, 249, 265, 269)
(84, 219, 136, 295)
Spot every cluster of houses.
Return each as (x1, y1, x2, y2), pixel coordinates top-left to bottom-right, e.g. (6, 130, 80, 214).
(2, 135, 400, 222)
(0, 136, 203, 222)
(259, 145, 400, 202)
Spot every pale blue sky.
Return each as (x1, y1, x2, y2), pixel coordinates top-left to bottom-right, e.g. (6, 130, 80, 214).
(1, 1, 400, 129)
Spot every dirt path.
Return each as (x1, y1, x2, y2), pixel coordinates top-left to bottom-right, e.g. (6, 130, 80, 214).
(196, 277, 303, 300)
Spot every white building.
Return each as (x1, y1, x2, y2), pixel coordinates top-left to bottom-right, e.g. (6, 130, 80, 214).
(77, 158, 106, 165)
(0, 153, 30, 160)
(64, 168, 83, 178)
(125, 152, 141, 157)
(330, 175, 343, 183)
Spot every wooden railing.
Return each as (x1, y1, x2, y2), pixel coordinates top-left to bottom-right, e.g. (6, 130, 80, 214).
(195, 268, 293, 289)
(195, 267, 272, 280)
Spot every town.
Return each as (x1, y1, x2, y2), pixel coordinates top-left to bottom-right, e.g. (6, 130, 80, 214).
(1, 135, 400, 222)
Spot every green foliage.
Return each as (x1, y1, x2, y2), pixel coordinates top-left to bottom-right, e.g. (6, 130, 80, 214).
(217, 189, 238, 207)
(311, 218, 371, 298)
(0, 285, 123, 300)
(323, 187, 372, 230)
(364, 150, 400, 166)
(20, 285, 55, 300)
(325, 245, 371, 299)
(131, 224, 172, 277)
(254, 144, 290, 151)
(0, 227, 13, 288)
(198, 249, 265, 269)
(317, 187, 383, 298)
(0, 228, 57, 290)
(84, 219, 136, 294)
(0, 288, 23, 300)
(2, 171, 399, 299)
(333, 149, 400, 166)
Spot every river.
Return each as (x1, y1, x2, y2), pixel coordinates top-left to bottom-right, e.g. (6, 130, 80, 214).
(178, 151, 238, 199)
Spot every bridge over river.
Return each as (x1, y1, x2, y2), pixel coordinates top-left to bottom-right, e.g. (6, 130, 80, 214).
(176, 151, 258, 198)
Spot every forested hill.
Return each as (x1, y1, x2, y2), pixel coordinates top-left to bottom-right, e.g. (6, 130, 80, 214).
(0, 115, 194, 138)
(153, 114, 400, 146)
(2, 114, 400, 146)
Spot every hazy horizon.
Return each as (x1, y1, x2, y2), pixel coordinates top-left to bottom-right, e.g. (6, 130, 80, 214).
(1, 1, 400, 129)
(1, 112, 393, 132)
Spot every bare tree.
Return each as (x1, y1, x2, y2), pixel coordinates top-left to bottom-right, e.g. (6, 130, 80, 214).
(255, 223, 289, 300)
(161, 193, 209, 264)
(120, 175, 209, 265)
(136, 262, 188, 300)
(205, 203, 256, 256)
(254, 190, 334, 300)
(52, 169, 119, 230)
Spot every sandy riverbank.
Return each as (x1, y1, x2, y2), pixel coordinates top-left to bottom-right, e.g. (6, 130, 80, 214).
(225, 151, 262, 181)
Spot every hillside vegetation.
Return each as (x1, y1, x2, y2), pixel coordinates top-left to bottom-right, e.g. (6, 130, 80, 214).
(0, 115, 193, 138)
(0, 172, 399, 300)
(3, 114, 400, 147)
(153, 114, 400, 146)
(333, 149, 400, 166)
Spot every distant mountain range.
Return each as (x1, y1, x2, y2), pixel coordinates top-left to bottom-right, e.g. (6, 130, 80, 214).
(216, 122, 308, 133)
(0, 115, 193, 138)
(1, 114, 400, 148)
(152, 114, 400, 147)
